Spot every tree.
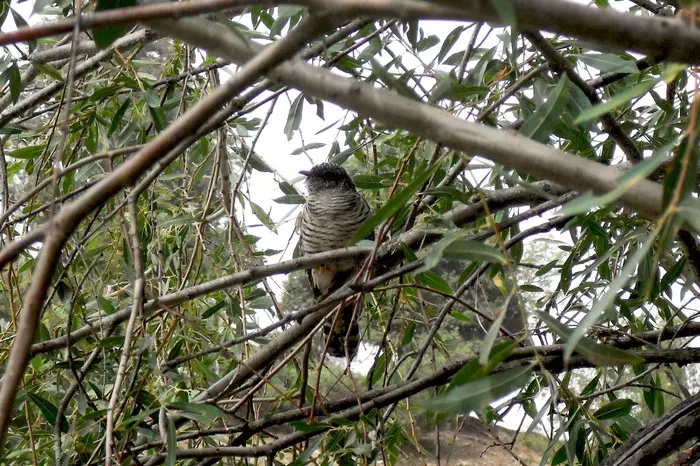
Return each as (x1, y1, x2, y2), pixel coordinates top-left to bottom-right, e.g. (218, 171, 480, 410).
(1, 0, 700, 464)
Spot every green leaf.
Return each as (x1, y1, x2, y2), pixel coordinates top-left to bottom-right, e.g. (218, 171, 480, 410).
(165, 416, 177, 466)
(662, 133, 700, 210)
(11, 9, 35, 52)
(96, 336, 126, 348)
(8, 61, 20, 102)
(436, 26, 464, 64)
(423, 365, 532, 413)
(370, 58, 420, 101)
(351, 156, 445, 243)
(560, 141, 675, 217)
(593, 399, 636, 420)
(520, 75, 569, 143)
(273, 195, 305, 204)
(168, 402, 224, 423)
(424, 234, 505, 270)
(0, 0, 9, 29)
(490, 0, 517, 25)
(250, 202, 276, 232)
(677, 198, 700, 233)
(108, 99, 131, 137)
(289, 436, 324, 466)
(148, 106, 167, 132)
(479, 304, 508, 366)
(573, 53, 639, 74)
(537, 311, 644, 366)
(33, 63, 64, 82)
(416, 35, 440, 52)
(8, 145, 44, 160)
(92, 0, 137, 48)
(417, 271, 452, 294)
(574, 79, 655, 125)
(202, 301, 226, 319)
(27, 392, 69, 433)
(97, 296, 116, 315)
(284, 94, 304, 140)
(291, 142, 325, 155)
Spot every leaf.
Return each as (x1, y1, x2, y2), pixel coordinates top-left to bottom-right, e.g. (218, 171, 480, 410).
(0, 0, 9, 29)
(490, 0, 517, 25)
(8, 145, 44, 159)
(250, 202, 276, 232)
(479, 305, 508, 366)
(284, 94, 304, 140)
(168, 402, 224, 423)
(593, 399, 636, 420)
(273, 195, 305, 204)
(92, 0, 137, 48)
(96, 336, 126, 348)
(416, 35, 440, 52)
(370, 58, 419, 101)
(424, 234, 505, 270)
(677, 198, 700, 233)
(33, 63, 63, 82)
(574, 79, 655, 125)
(278, 181, 300, 196)
(108, 99, 131, 137)
(574, 53, 639, 74)
(537, 311, 644, 366)
(8, 61, 20, 102)
(351, 156, 445, 243)
(11, 9, 35, 52)
(27, 392, 69, 433)
(165, 416, 177, 466)
(423, 365, 532, 413)
(417, 271, 452, 295)
(202, 301, 226, 319)
(559, 141, 675, 217)
(436, 26, 464, 64)
(662, 133, 700, 210)
(291, 142, 325, 155)
(148, 105, 167, 132)
(97, 296, 116, 315)
(289, 436, 324, 466)
(520, 75, 569, 143)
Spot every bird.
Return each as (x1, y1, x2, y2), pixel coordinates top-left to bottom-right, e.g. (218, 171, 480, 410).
(299, 162, 372, 359)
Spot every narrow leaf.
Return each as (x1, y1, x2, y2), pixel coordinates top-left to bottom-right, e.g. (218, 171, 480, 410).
(423, 365, 532, 413)
(520, 75, 570, 143)
(351, 156, 445, 243)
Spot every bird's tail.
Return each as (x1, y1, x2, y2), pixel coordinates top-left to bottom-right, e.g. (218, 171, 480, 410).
(324, 301, 360, 359)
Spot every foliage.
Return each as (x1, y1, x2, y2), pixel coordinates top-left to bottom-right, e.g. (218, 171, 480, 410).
(1, 1, 700, 465)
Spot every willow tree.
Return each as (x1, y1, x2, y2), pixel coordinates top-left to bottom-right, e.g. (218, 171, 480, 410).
(1, 0, 700, 464)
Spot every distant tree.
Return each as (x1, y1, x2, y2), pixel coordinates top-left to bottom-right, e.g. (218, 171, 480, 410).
(1, 1, 700, 465)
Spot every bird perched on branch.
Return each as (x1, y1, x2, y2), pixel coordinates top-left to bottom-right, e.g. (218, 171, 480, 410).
(299, 163, 372, 359)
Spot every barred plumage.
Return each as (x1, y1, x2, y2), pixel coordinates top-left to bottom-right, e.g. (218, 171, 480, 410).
(299, 163, 371, 358)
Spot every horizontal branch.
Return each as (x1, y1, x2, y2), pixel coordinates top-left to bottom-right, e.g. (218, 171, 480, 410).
(138, 345, 700, 463)
(4, 0, 700, 65)
(153, 16, 667, 222)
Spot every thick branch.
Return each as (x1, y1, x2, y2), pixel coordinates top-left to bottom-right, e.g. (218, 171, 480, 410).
(153, 16, 667, 222)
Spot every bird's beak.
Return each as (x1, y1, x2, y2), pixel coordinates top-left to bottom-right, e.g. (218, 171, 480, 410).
(299, 170, 311, 176)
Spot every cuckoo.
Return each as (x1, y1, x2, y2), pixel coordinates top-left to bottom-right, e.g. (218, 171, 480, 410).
(299, 163, 372, 358)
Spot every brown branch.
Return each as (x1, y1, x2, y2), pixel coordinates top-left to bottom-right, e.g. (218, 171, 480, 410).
(3, 0, 700, 65)
(137, 346, 700, 464)
(159, 16, 668, 222)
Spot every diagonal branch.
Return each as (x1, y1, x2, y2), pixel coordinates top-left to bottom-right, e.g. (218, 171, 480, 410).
(156, 16, 667, 220)
(0, 14, 333, 452)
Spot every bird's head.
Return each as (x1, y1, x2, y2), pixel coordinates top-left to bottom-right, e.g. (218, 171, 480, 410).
(300, 163, 356, 193)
